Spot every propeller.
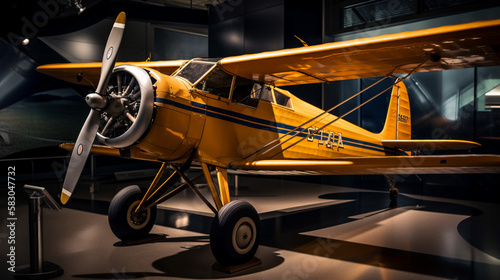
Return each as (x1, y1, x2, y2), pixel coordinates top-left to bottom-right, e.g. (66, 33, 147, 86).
(61, 12, 126, 204)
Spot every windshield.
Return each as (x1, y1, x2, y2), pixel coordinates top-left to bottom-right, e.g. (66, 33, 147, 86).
(174, 60, 216, 84)
(196, 66, 233, 98)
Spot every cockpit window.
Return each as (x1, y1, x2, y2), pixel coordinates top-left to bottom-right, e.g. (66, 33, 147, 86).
(174, 60, 293, 109)
(195, 66, 233, 99)
(175, 60, 215, 84)
(252, 83, 274, 103)
(232, 77, 276, 108)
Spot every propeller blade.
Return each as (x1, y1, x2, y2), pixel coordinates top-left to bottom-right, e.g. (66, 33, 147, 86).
(61, 110, 101, 204)
(60, 12, 127, 204)
(95, 11, 126, 95)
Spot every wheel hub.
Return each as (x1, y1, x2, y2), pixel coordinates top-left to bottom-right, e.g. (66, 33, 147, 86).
(236, 223, 252, 249)
(130, 209, 148, 226)
(126, 201, 151, 230)
(232, 217, 257, 254)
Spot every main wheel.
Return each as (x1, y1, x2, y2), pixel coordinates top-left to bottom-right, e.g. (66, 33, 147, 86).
(108, 185, 157, 241)
(210, 200, 260, 266)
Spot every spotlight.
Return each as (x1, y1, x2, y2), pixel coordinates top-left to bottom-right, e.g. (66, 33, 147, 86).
(75, 0, 86, 15)
(22, 38, 30, 45)
(485, 85, 500, 110)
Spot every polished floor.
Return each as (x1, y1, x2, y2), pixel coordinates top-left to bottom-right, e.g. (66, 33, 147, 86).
(2, 170, 500, 280)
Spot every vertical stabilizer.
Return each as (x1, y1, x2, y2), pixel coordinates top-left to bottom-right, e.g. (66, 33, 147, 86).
(380, 80, 411, 140)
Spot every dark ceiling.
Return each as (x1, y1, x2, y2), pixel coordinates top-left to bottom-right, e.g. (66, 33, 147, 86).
(1, 0, 209, 41)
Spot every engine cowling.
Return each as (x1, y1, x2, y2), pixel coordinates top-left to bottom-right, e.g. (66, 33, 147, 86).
(95, 65, 155, 148)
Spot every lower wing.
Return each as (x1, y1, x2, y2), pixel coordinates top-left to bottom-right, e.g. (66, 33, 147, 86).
(228, 155, 500, 175)
(381, 139, 481, 151)
(60, 143, 500, 175)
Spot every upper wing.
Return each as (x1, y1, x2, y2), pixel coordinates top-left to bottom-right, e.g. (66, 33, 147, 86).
(38, 19, 500, 87)
(219, 19, 500, 86)
(37, 60, 186, 86)
(229, 155, 500, 175)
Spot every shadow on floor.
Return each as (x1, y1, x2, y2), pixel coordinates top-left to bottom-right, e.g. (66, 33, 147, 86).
(73, 245, 284, 279)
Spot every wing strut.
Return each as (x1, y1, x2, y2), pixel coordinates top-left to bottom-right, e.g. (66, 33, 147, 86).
(248, 57, 431, 160)
(245, 75, 391, 161)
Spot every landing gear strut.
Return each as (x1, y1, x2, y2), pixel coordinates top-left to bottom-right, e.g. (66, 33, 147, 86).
(107, 161, 261, 267)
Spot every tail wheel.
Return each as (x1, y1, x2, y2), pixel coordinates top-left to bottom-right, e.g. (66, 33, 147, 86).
(389, 188, 399, 202)
(210, 200, 260, 266)
(108, 185, 157, 241)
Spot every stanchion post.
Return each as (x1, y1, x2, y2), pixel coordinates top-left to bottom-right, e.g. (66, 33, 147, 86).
(29, 194, 43, 273)
(15, 185, 63, 279)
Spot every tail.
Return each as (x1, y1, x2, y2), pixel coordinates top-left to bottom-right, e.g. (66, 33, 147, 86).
(379, 80, 411, 140)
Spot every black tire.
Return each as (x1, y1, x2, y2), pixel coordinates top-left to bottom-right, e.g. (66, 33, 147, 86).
(108, 185, 157, 241)
(210, 200, 260, 266)
(389, 188, 399, 202)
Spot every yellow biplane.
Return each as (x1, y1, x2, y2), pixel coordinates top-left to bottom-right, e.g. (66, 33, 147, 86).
(37, 12, 500, 266)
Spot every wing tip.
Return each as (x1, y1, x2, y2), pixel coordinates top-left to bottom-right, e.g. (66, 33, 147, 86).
(116, 12, 126, 24)
(61, 189, 72, 205)
(59, 143, 75, 151)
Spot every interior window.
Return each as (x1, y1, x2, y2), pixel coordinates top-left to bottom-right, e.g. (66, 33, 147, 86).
(274, 89, 292, 108)
(232, 77, 259, 107)
(232, 78, 277, 107)
(196, 66, 233, 99)
(252, 83, 274, 103)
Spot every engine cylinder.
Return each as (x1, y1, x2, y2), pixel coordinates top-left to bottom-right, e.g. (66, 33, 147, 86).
(95, 65, 155, 148)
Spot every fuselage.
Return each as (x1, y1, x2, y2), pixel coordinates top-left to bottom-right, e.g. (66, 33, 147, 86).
(130, 60, 395, 168)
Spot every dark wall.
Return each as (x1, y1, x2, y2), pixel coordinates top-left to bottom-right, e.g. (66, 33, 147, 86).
(208, 0, 323, 107)
(284, 0, 323, 48)
(154, 28, 208, 60)
(209, 0, 285, 57)
(282, 0, 323, 108)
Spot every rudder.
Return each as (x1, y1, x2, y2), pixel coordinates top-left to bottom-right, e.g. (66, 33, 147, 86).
(380, 80, 411, 140)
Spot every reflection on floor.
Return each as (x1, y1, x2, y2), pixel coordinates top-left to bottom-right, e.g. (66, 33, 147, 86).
(2, 171, 500, 279)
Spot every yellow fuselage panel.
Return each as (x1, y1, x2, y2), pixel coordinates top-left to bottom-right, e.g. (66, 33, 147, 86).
(133, 71, 205, 162)
(191, 85, 389, 165)
(272, 96, 387, 159)
(131, 72, 390, 165)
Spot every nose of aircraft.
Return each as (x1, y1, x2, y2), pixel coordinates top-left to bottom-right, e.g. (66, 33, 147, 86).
(60, 12, 127, 204)
(85, 93, 108, 109)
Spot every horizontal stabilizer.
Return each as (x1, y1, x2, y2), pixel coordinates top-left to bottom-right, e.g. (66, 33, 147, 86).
(382, 139, 481, 151)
